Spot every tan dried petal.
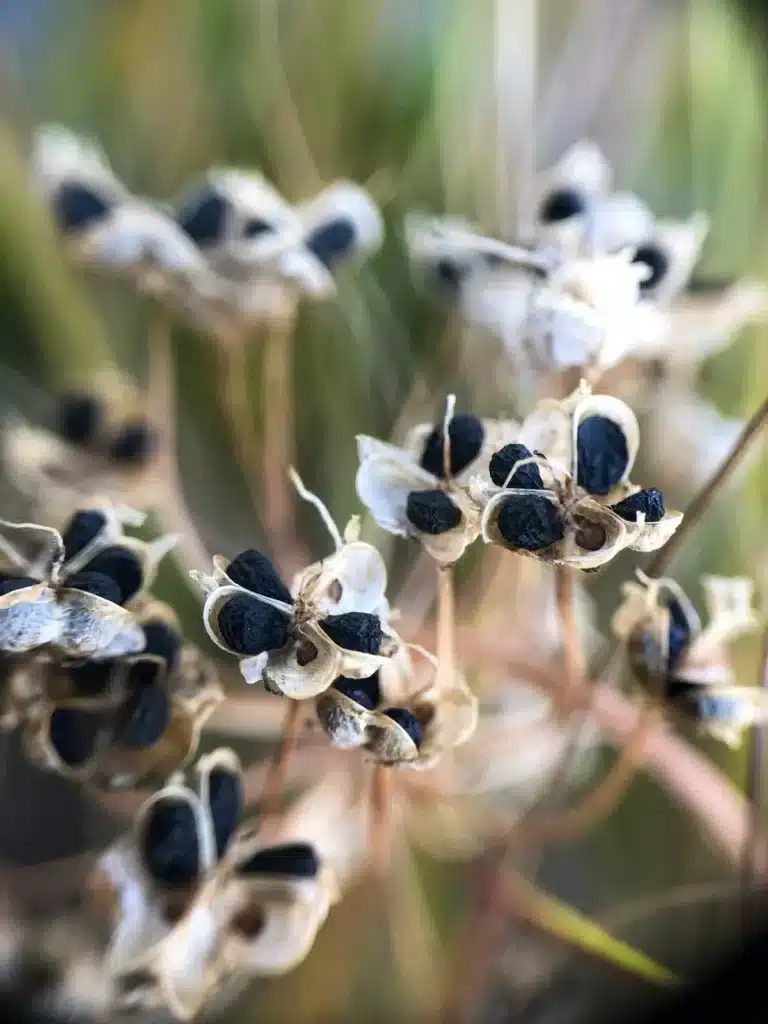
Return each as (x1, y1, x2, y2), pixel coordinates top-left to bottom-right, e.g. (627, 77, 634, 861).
(0, 585, 60, 652)
(355, 435, 437, 537)
(626, 508, 683, 553)
(56, 588, 139, 657)
(297, 540, 389, 617)
(262, 620, 343, 699)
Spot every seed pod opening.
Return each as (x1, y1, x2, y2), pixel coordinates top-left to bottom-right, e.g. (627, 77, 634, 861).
(305, 217, 356, 268)
(49, 706, 104, 766)
(142, 619, 183, 673)
(332, 672, 381, 710)
(140, 799, 202, 887)
(217, 595, 290, 656)
(107, 422, 155, 464)
(497, 494, 564, 551)
(176, 186, 230, 246)
(539, 187, 587, 224)
(53, 182, 113, 232)
(115, 663, 170, 749)
(61, 509, 108, 561)
(632, 242, 669, 293)
(205, 766, 243, 859)
(611, 488, 665, 524)
(79, 546, 144, 605)
(383, 707, 424, 748)
(419, 413, 485, 478)
(405, 490, 462, 535)
(57, 392, 102, 445)
(0, 575, 39, 597)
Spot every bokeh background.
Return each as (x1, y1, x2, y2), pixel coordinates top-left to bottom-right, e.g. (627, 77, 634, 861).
(0, 1, 767, 1021)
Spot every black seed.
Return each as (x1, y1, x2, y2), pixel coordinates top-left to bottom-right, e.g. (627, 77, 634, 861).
(49, 706, 102, 766)
(142, 619, 182, 673)
(79, 546, 144, 605)
(0, 575, 38, 597)
(405, 489, 461, 535)
(141, 799, 201, 886)
(305, 217, 356, 268)
(632, 242, 670, 292)
(243, 216, 274, 239)
(206, 767, 244, 859)
(217, 595, 289, 655)
(227, 549, 293, 604)
(489, 444, 543, 489)
(539, 187, 587, 224)
(52, 182, 113, 232)
(61, 509, 107, 561)
(114, 665, 170, 749)
(383, 707, 423, 748)
(239, 842, 320, 879)
(319, 612, 382, 655)
(434, 258, 465, 291)
(665, 678, 700, 703)
(65, 569, 122, 606)
(420, 413, 485, 479)
(57, 392, 102, 445)
(610, 488, 665, 524)
(666, 598, 692, 673)
(576, 416, 629, 496)
(176, 187, 229, 246)
(67, 659, 114, 698)
(107, 421, 155, 464)
(497, 494, 564, 551)
(333, 672, 381, 710)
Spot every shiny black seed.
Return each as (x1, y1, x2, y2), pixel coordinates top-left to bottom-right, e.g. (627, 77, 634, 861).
(239, 842, 320, 879)
(576, 416, 629, 495)
(64, 569, 122, 606)
(49, 706, 102, 766)
(319, 612, 382, 655)
(206, 767, 244, 859)
(217, 595, 289, 655)
(383, 707, 423, 748)
(333, 672, 381, 710)
(243, 216, 274, 238)
(141, 800, 201, 886)
(57, 392, 102, 445)
(434, 258, 465, 291)
(227, 549, 293, 604)
(632, 242, 670, 292)
(114, 665, 170, 749)
(611, 488, 665, 524)
(107, 421, 155, 464)
(52, 182, 113, 232)
(420, 413, 485, 479)
(142, 619, 182, 673)
(405, 490, 461, 535)
(665, 598, 692, 673)
(67, 659, 114, 698)
(305, 217, 356, 268)
(176, 187, 229, 246)
(489, 444, 543, 489)
(497, 494, 564, 551)
(0, 575, 38, 597)
(539, 187, 587, 224)
(79, 546, 143, 605)
(61, 510, 107, 561)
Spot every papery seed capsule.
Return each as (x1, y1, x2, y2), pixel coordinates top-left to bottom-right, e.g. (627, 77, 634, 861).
(107, 422, 155, 464)
(217, 595, 290, 656)
(632, 243, 670, 292)
(240, 842, 320, 879)
(206, 768, 244, 858)
(306, 217, 356, 268)
(65, 569, 122, 606)
(57, 392, 102, 445)
(405, 490, 461, 535)
(49, 706, 103, 766)
(497, 494, 564, 551)
(52, 182, 113, 232)
(176, 187, 229, 247)
(61, 510, 107, 561)
(333, 672, 381, 710)
(572, 517, 607, 552)
(227, 550, 293, 604)
(79, 547, 144, 605)
(383, 707, 424, 748)
(489, 444, 543, 489)
(539, 187, 587, 224)
(141, 800, 201, 886)
(420, 413, 485, 479)
(319, 612, 382, 655)
(0, 575, 38, 597)
(576, 416, 629, 495)
(610, 488, 665, 524)
(142, 619, 182, 673)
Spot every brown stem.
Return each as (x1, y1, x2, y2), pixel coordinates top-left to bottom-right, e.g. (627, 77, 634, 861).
(742, 625, 768, 931)
(555, 565, 585, 685)
(258, 700, 304, 820)
(217, 337, 266, 522)
(435, 564, 456, 693)
(370, 763, 393, 878)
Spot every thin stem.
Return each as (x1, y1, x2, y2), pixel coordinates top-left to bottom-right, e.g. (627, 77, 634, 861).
(370, 763, 393, 878)
(435, 564, 456, 695)
(647, 391, 768, 578)
(262, 305, 301, 579)
(258, 700, 304, 820)
(217, 337, 267, 525)
(555, 565, 585, 686)
(741, 625, 768, 932)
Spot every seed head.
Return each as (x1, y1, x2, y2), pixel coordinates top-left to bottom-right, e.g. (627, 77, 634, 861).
(141, 801, 201, 886)
(405, 489, 461, 535)
(67, 660, 114, 698)
(383, 707, 424, 748)
(611, 488, 665, 524)
(240, 842, 320, 879)
(319, 612, 382, 655)
(332, 672, 381, 710)
(497, 494, 564, 551)
(61, 509, 107, 561)
(576, 415, 629, 495)
(107, 422, 155, 464)
(489, 443, 543, 489)
(227, 550, 293, 604)
(142, 619, 182, 673)
(420, 413, 485, 478)
(176, 186, 229, 246)
(115, 666, 170, 749)
(217, 595, 289, 656)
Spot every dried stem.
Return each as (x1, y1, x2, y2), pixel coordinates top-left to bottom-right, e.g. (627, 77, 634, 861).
(435, 564, 456, 694)
(555, 565, 585, 686)
(741, 624, 768, 931)
(258, 700, 304, 820)
(370, 763, 393, 877)
(217, 336, 266, 529)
